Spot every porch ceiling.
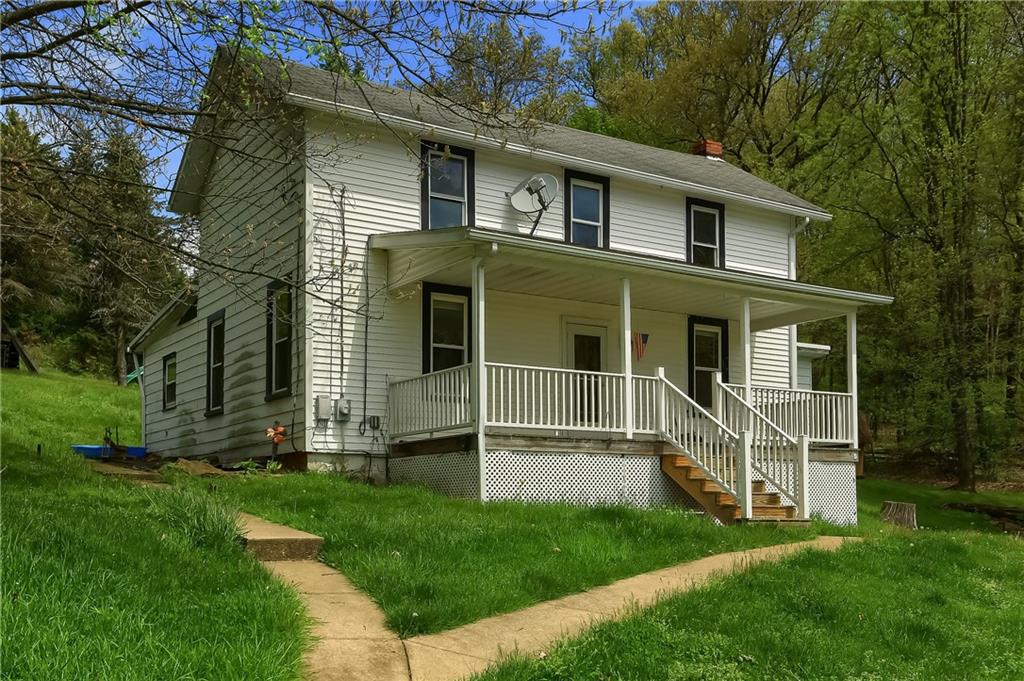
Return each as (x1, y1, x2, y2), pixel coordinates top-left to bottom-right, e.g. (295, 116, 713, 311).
(372, 227, 892, 330)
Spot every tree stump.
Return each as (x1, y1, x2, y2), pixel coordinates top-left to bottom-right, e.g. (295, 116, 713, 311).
(881, 501, 918, 529)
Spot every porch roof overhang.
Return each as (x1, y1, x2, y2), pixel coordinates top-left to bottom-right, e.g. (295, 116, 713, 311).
(370, 227, 892, 330)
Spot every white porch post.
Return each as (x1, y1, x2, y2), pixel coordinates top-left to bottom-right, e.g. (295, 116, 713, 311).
(711, 371, 723, 422)
(621, 277, 634, 439)
(655, 366, 666, 437)
(737, 430, 754, 519)
(797, 433, 810, 518)
(789, 326, 799, 389)
(472, 257, 487, 500)
(847, 311, 859, 450)
(741, 297, 752, 428)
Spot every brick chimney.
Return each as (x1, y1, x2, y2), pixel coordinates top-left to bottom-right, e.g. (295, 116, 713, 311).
(691, 139, 723, 159)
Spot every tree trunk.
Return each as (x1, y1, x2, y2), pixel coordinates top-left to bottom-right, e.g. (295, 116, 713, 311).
(1005, 250, 1023, 421)
(114, 324, 127, 386)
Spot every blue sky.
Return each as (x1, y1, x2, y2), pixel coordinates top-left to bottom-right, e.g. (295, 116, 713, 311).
(154, 4, 632, 206)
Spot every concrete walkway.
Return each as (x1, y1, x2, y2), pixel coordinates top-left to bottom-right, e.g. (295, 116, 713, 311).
(402, 536, 855, 681)
(243, 509, 855, 681)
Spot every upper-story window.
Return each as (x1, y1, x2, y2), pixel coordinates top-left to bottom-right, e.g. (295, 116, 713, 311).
(686, 198, 726, 268)
(421, 142, 475, 230)
(564, 170, 610, 249)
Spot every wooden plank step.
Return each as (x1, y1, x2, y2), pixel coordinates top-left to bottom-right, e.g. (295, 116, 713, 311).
(751, 504, 796, 520)
(753, 492, 781, 505)
(715, 492, 738, 506)
(741, 518, 811, 528)
(701, 480, 725, 494)
(751, 480, 766, 494)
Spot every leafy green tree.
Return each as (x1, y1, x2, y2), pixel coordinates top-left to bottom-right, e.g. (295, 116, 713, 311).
(0, 110, 75, 318)
(431, 17, 577, 123)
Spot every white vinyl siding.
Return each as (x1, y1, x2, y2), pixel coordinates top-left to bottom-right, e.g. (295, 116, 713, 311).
(141, 111, 305, 459)
(143, 111, 801, 462)
(723, 203, 791, 277)
(607, 179, 685, 260)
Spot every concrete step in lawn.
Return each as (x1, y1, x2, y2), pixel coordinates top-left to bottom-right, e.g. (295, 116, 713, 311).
(239, 513, 323, 561)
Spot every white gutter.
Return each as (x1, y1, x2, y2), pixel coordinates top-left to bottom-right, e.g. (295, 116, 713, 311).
(286, 92, 834, 222)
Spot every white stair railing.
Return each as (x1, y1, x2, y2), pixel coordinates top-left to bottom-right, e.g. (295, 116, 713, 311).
(715, 375, 809, 518)
(655, 368, 744, 505)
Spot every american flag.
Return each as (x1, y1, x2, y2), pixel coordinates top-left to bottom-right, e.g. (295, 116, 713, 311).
(632, 332, 649, 361)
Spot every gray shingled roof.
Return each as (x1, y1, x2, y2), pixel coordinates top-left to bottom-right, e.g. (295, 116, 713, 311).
(280, 60, 828, 216)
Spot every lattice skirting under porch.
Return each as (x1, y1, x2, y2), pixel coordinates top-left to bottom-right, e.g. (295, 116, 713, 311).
(389, 451, 480, 498)
(482, 451, 703, 512)
(807, 461, 858, 525)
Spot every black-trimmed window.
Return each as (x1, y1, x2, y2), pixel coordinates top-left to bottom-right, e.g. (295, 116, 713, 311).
(686, 198, 726, 268)
(205, 309, 225, 415)
(687, 316, 729, 408)
(564, 170, 610, 249)
(162, 353, 177, 410)
(266, 282, 292, 399)
(421, 141, 475, 230)
(422, 282, 471, 373)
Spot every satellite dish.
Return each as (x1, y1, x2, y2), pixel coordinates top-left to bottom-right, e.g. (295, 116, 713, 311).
(509, 173, 559, 214)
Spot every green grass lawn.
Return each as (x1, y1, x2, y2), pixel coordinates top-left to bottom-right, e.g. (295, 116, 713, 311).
(1, 371, 308, 680)
(475, 531, 1024, 681)
(174, 471, 819, 637)
(858, 477, 1023, 533)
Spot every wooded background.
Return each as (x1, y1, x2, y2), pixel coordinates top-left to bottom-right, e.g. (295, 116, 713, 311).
(2, 1, 1021, 488)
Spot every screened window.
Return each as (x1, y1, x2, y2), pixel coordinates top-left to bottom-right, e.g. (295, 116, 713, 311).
(430, 294, 467, 371)
(421, 142, 475, 230)
(162, 353, 177, 410)
(692, 327, 720, 407)
(570, 181, 602, 247)
(266, 283, 292, 398)
(206, 311, 225, 415)
(687, 199, 725, 268)
(564, 170, 609, 249)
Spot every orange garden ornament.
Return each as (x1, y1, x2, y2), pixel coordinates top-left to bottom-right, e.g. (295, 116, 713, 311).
(266, 422, 286, 445)
(266, 421, 286, 457)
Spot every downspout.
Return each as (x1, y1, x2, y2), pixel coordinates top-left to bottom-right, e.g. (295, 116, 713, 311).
(788, 217, 811, 388)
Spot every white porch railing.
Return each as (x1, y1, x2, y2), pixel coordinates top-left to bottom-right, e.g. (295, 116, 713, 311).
(632, 375, 659, 434)
(727, 384, 854, 444)
(388, 363, 472, 438)
(486, 363, 626, 432)
(387, 363, 819, 518)
(716, 378, 808, 516)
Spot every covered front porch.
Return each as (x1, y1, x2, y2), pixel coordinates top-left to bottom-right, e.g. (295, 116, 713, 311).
(375, 228, 872, 446)
(372, 227, 884, 521)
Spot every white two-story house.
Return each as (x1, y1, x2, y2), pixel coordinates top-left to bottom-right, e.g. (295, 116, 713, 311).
(131, 55, 891, 525)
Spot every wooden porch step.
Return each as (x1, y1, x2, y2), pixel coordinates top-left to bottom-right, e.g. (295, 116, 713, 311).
(661, 452, 786, 524)
(740, 518, 811, 528)
(750, 504, 796, 520)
